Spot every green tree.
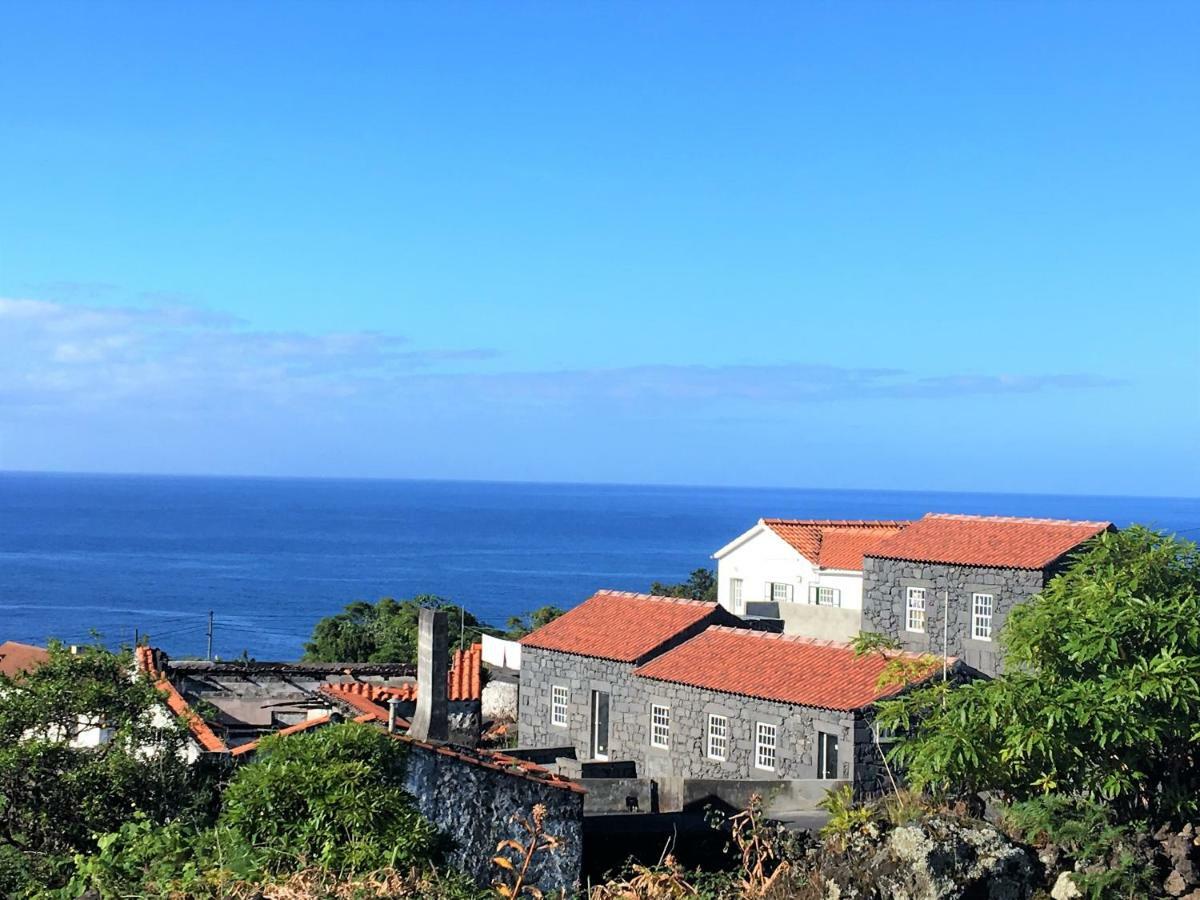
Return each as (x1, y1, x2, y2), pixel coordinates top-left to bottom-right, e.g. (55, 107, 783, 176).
(0, 643, 195, 889)
(875, 526, 1200, 824)
(651, 568, 717, 602)
(505, 605, 567, 639)
(303, 595, 500, 664)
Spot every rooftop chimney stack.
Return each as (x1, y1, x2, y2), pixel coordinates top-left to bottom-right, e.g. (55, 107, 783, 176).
(408, 607, 449, 742)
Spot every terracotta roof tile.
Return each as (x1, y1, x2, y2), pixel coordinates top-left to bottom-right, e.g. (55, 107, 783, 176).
(866, 513, 1111, 569)
(761, 520, 910, 571)
(0, 641, 50, 680)
(633, 626, 946, 711)
(518, 590, 727, 662)
(135, 646, 227, 753)
(324, 644, 482, 703)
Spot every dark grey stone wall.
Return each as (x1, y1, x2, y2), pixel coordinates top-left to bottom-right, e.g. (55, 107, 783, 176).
(519, 648, 640, 760)
(861, 557, 1047, 676)
(626, 676, 857, 782)
(402, 740, 583, 894)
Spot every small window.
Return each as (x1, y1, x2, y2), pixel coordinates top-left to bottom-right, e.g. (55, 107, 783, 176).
(769, 582, 793, 603)
(906, 587, 926, 633)
(755, 722, 777, 771)
(972, 593, 994, 641)
(730, 578, 744, 614)
(707, 714, 728, 761)
(817, 731, 839, 779)
(651, 704, 670, 749)
(812, 586, 841, 607)
(551, 685, 569, 727)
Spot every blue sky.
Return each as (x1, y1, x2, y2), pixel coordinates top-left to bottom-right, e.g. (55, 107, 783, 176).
(1, 2, 1196, 496)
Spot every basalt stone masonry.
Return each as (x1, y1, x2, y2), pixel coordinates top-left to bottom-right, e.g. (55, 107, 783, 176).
(861, 557, 1049, 676)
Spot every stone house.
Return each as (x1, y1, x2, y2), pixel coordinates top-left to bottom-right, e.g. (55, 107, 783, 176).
(712, 519, 908, 641)
(629, 626, 967, 795)
(861, 514, 1112, 676)
(517, 590, 739, 762)
(518, 591, 964, 800)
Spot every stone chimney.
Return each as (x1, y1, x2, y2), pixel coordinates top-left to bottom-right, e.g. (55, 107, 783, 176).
(408, 607, 448, 742)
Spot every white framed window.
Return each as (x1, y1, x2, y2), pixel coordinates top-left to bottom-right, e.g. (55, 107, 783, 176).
(905, 586, 926, 633)
(768, 582, 793, 603)
(755, 722, 777, 771)
(811, 586, 841, 607)
(972, 593, 994, 641)
(551, 685, 569, 727)
(730, 578, 744, 614)
(707, 714, 728, 761)
(651, 704, 670, 749)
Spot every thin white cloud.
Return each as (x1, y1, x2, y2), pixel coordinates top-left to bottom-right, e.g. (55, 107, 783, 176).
(0, 297, 1122, 417)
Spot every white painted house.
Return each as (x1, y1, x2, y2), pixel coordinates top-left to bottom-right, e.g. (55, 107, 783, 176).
(712, 519, 909, 641)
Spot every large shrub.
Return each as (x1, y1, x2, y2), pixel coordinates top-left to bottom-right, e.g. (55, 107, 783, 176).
(218, 722, 440, 874)
(876, 526, 1200, 823)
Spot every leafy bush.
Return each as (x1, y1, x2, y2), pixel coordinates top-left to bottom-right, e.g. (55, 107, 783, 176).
(818, 784, 876, 845)
(219, 722, 440, 875)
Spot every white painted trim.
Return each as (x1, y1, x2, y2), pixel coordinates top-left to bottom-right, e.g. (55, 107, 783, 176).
(711, 519, 768, 560)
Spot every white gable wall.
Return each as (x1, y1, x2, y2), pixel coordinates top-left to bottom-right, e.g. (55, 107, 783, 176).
(714, 524, 864, 641)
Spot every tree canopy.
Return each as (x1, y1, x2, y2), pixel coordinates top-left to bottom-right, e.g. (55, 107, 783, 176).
(0, 643, 195, 889)
(875, 526, 1200, 824)
(302, 595, 500, 664)
(650, 568, 717, 602)
(504, 605, 567, 639)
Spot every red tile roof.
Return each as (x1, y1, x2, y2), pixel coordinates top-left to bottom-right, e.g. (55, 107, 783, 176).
(518, 590, 726, 662)
(761, 520, 910, 570)
(0, 641, 50, 680)
(135, 646, 228, 753)
(866, 513, 1111, 569)
(323, 643, 483, 703)
(633, 627, 946, 711)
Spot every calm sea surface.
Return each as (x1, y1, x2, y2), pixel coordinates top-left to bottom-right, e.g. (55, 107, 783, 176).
(1, 472, 1197, 660)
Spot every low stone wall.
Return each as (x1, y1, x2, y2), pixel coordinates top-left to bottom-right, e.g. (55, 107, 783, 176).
(401, 741, 583, 894)
(579, 777, 654, 814)
(655, 776, 846, 814)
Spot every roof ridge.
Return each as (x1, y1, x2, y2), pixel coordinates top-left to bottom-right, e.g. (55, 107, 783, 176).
(594, 588, 716, 607)
(703, 625, 943, 662)
(763, 518, 910, 527)
(925, 512, 1112, 527)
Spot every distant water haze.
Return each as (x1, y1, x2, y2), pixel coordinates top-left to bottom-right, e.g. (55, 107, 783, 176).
(1, 472, 1196, 660)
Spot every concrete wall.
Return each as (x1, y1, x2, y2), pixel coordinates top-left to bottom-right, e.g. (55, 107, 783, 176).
(657, 777, 848, 815)
(716, 526, 866, 639)
(861, 557, 1048, 676)
(402, 740, 583, 894)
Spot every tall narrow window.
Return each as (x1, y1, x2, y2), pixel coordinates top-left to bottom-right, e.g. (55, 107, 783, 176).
(769, 582, 792, 603)
(551, 685, 568, 727)
(812, 586, 841, 607)
(905, 587, 926, 633)
(651, 704, 670, 749)
(755, 722, 777, 771)
(707, 714, 728, 761)
(730, 578, 744, 614)
(817, 731, 839, 779)
(972, 593, 994, 641)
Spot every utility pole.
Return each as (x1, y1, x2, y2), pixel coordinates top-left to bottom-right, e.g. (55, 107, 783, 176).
(459, 606, 465, 652)
(206, 610, 214, 661)
(134, 627, 139, 647)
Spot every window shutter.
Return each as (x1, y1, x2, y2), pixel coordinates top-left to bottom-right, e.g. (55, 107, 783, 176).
(785, 584, 793, 602)
(764, 582, 772, 601)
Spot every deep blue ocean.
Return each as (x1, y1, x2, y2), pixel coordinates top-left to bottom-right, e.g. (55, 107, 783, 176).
(1, 472, 1197, 661)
